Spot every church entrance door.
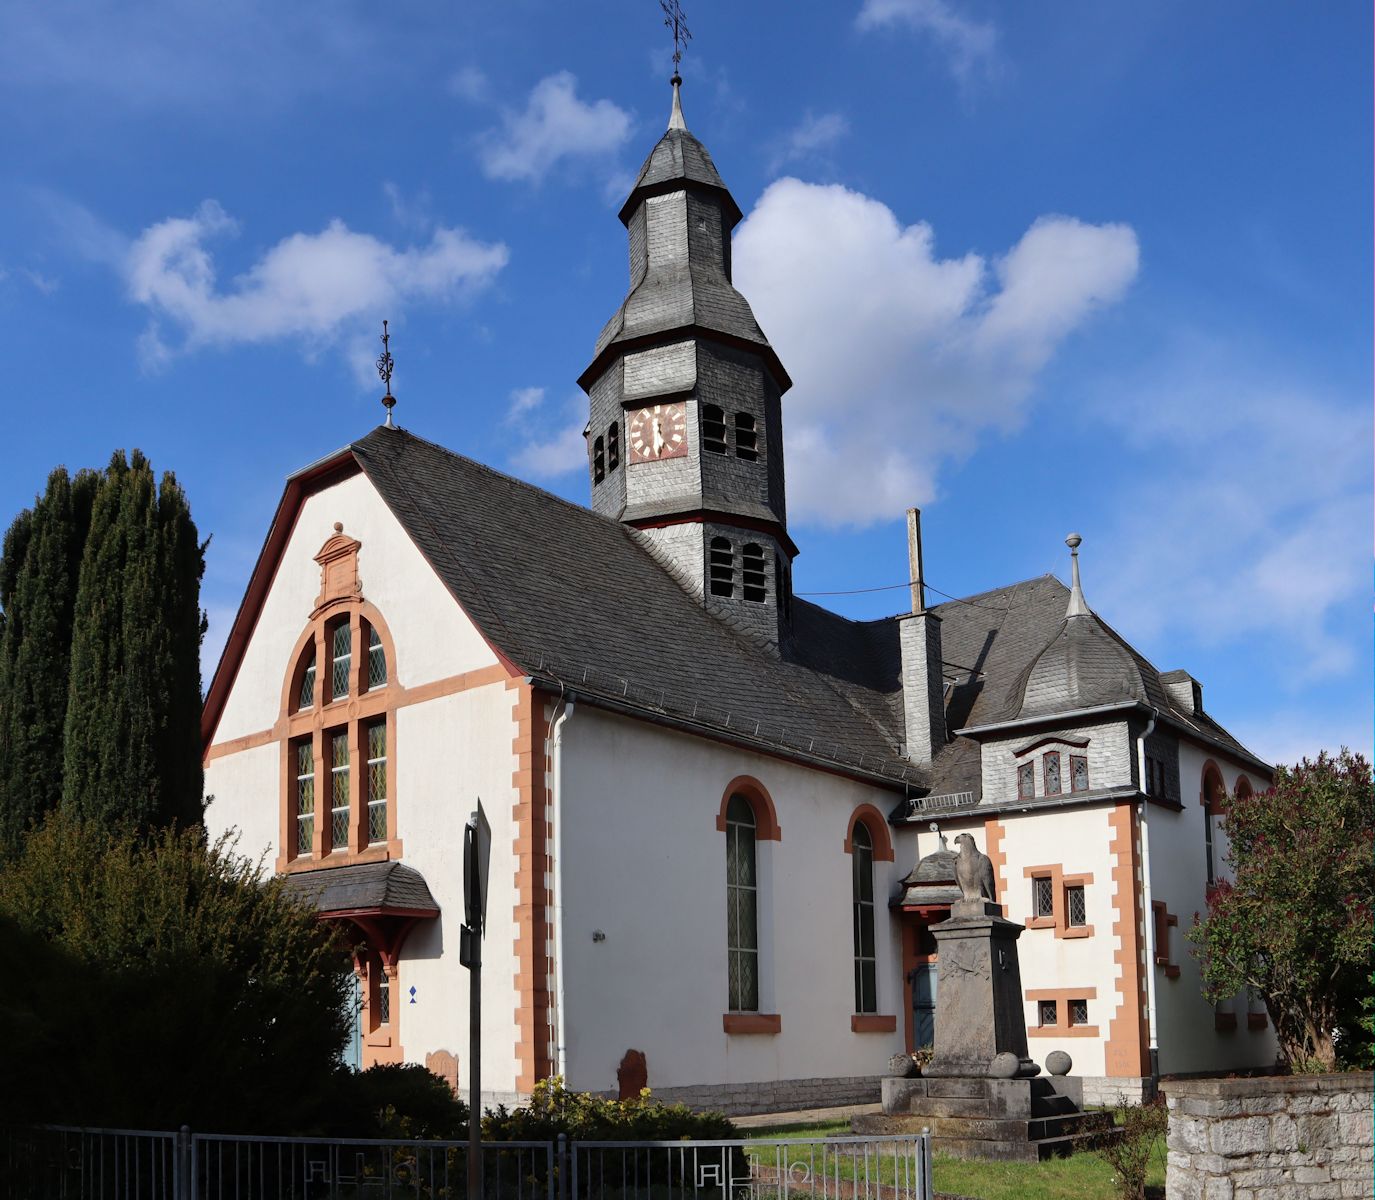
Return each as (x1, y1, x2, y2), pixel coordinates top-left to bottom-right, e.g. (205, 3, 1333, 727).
(911, 963, 937, 1051)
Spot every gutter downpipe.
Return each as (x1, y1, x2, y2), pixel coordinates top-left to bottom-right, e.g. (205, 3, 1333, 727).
(1137, 705, 1160, 1087)
(550, 691, 575, 1082)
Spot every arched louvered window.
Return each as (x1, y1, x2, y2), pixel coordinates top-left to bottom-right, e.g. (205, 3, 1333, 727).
(709, 537, 734, 597)
(593, 437, 605, 484)
(734, 412, 758, 461)
(852, 821, 877, 1014)
(703, 404, 727, 455)
(741, 543, 767, 603)
(607, 421, 620, 470)
(726, 794, 759, 1012)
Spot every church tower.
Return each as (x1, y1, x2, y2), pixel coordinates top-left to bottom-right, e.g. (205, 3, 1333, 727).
(578, 78, 795, 652)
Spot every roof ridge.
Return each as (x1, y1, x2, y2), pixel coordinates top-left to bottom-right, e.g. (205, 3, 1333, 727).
(931, 573, 1063, 611)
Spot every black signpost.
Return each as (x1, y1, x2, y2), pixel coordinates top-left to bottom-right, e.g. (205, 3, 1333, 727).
(461, 800, 492, 1200)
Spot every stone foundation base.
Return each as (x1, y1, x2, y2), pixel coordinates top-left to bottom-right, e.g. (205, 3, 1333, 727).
(1081, 1076, 1155, 1107)
(645, 1075, 884, 1116)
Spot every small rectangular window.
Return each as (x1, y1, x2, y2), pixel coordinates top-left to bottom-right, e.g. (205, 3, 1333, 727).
(330, 729, 350, 852)
(378, 968, 391, 1026)
(1070, 755, 1089, 793)
(1017, 762, 1036, 800)
(295, 740, 315, 856)
(330, 622, 352, 701)
(1069, 998, 1089, 1026)
(366, 721, 387, 845)
(1032, 875, 1054, 918)
(1038, 1000, 1058, 1027)
(1043, 752, 1062, 796)
(734, 412, 758, 461)
(1066, 884, 1087, 928)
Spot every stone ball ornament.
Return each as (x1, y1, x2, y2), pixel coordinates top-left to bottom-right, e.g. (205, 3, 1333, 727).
(989, 1052, 1021, 1079)
(1046, 1050, 1073, 1076)
(888, 1053, 919, 1078)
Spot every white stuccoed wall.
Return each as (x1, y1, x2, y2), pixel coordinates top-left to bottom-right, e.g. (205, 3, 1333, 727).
(1149, 739, 1275, 1075)
(996, 805, 1119, 1079)
(203, 469, 526, 1099)
(556, 706, 907, 1097)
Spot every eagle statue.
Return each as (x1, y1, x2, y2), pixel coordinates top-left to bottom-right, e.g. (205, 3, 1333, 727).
(953, 832, 997, 903)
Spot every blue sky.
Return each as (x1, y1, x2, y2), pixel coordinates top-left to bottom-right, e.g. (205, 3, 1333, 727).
(2, 0, 1369, 767)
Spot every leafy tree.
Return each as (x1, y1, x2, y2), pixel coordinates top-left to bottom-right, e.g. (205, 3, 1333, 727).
(0, 812, 353, 1132)
(61, 450, 206, 830)
(1187, 749, 1374, 1071)
(0, 467, 99, 849)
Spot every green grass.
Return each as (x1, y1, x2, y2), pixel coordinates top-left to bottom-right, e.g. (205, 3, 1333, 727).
(741, 1118, 1166, 1200)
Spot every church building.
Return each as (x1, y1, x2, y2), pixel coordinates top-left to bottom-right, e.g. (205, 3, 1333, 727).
(201, 78, 1276, 1111)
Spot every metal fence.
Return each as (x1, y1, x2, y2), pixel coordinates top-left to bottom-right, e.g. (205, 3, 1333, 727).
(4, 1128, 932, 1200)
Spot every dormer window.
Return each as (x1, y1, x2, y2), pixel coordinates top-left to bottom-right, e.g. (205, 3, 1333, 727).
(330, 621, 352, 702)
(1017, 762, 1035, 800)
(709, 537, 734, 597)
(703, 405, 728, 455)
(741, 543, 767, 603)
(1043, 752, 1062, 796)
(593, 436, 605, 484)
(607, 422, 620, 471)
(1070, 755, 1089, 792)
(735, 413, 758, 461)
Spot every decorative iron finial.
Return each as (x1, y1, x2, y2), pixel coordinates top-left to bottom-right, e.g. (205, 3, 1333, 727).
(1065, 532, 1090, 618)
(660, 0, 692, 77)
(377, 319, 396, 427)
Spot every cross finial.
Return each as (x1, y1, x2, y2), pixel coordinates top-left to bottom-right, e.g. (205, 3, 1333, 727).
(660, 0, 691, 77)
(376, 319, 396, 427)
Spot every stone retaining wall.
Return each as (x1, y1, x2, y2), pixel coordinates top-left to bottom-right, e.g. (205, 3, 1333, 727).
(1161, 1072, 1372, 1200)
(648, 1075, 883, 1116)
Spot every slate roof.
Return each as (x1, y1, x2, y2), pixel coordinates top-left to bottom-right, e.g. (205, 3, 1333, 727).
(281, 861, 439, 916)
(617, 128, 742, 226)
(338, 426, 1264, 798)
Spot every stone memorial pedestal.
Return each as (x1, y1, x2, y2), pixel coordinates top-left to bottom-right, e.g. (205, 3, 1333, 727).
(853, 899, 1114, 1161)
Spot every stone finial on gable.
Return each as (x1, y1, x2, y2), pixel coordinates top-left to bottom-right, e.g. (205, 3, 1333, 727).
(313, 521, 362, 614)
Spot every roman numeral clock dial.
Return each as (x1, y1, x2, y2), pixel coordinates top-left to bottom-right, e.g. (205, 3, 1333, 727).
(628, 403, 688, 463)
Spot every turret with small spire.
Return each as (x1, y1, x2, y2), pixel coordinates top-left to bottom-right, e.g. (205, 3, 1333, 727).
(579, 74, 795, 652)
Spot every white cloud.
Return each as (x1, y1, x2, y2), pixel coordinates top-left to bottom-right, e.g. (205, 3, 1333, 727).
(768, 112, 850, 173)
(123, 200, 508, 368)
(857, 0, 998, 84)
(506, 386, 546, 421)
(513, 425, 587, 477)
(1083, 357, 1371, 682)
(732, 178, 1138, 526)
(477, 72, 633, 184)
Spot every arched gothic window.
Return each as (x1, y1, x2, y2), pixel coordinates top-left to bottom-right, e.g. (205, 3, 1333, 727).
(1202, 764, 1226, 887)
(709, 538, 734, 597)
(851, 821, 877, 1014)
(725, 794, 759, 1012)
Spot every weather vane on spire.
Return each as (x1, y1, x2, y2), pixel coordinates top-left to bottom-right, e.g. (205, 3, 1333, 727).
(660, 0, 691, 79)
(377, 319, 397, 427)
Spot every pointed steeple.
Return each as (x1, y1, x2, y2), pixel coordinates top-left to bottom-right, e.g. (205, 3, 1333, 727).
(1065, 532, 1090, 617)
(668, 73, 687, 131)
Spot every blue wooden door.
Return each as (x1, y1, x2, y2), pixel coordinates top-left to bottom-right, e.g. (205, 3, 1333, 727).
(911, 963, 937, 1051)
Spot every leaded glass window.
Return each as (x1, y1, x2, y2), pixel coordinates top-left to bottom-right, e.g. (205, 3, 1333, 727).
(299, 646, 316, 710)
(703, 404, 727, 454)
(1070, 755, 1089, 793)
(1032, 875, 1054, 918)
(378, 968, 391, 1026)
(1043, 752, 1062, 796)
(330, 730, 350, 851)
(741, 544, 766, 603)
(1038, 1000, 1057, 1026)
(1017, 762, 1035, 800)
(1066, 884, 1087, 928)
(852, 822, 877, 1014)
(1069, 998, 1089, 1026)
(367, 626, 387, 689)
(709, 538, 734, 598)
(331, 622, 352, 701)
(295, 740, 315, 855)
(725, 795, 759, 1012)
(734, 412, 758, 461)
(366, 721, 387, 845)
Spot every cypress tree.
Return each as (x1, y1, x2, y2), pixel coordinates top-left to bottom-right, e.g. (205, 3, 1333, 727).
(0, 468, 99, 848)
(61, 451, 206, 830)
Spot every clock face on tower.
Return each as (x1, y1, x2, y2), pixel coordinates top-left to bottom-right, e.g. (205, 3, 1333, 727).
(627, 402, 688, 463)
